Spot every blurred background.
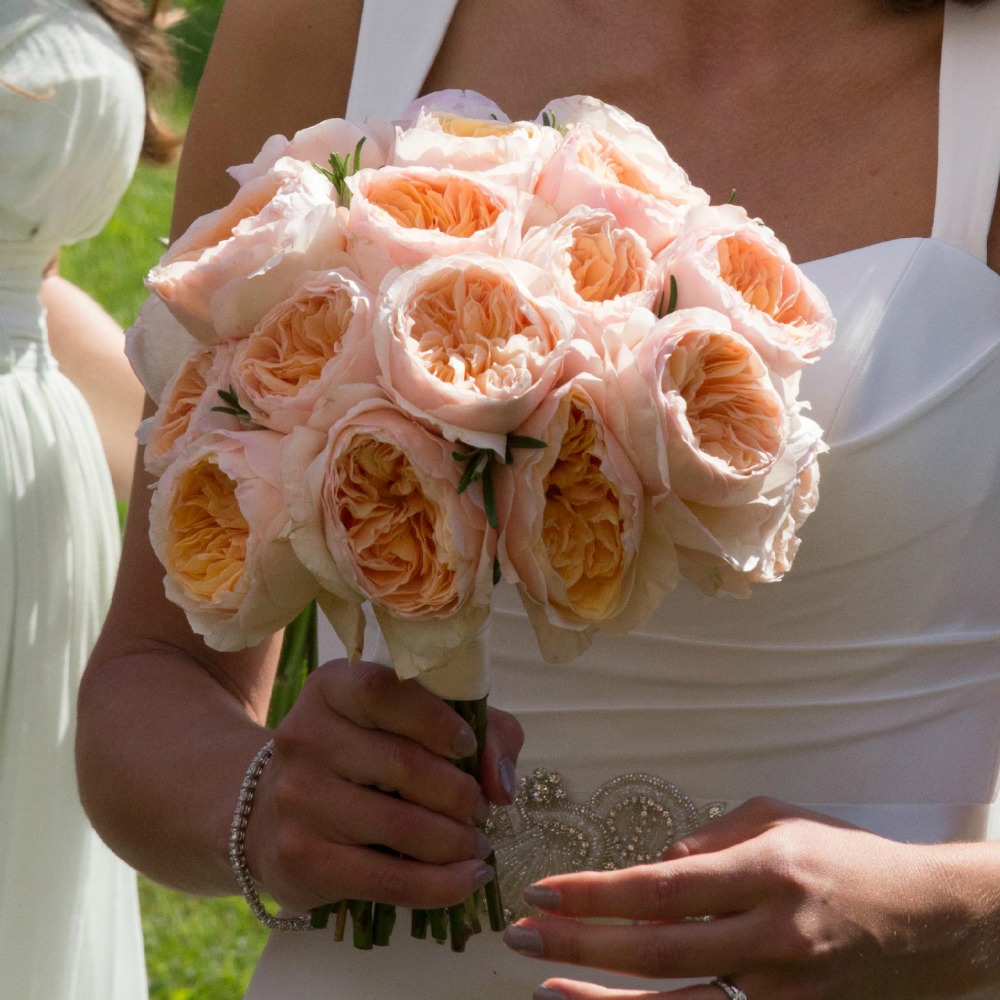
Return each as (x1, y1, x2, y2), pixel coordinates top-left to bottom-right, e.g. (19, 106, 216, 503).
(62, 2, 272, 996)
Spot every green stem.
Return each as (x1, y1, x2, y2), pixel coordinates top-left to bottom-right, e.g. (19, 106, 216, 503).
(349, 899, 374, 950)
(372, 902, 397, 946)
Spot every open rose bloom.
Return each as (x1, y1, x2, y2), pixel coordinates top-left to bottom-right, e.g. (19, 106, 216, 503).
(130, 87, 834, 683)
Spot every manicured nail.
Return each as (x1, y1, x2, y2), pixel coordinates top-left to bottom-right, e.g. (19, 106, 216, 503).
(474, 831, 494, 860)
(523, 884, 561, 910)
(534, 990, 566, 1000)
(499, 758, 517, 802)
(472, 864, 495, 889)
(502, 924, 544, 956)
(474, 794, 492, 823)
(453, 726, 478, 758)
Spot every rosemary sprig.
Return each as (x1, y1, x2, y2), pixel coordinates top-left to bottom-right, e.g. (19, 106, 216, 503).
(452, 434, 547, 531)
(315, 137, 366, 207)
(540, 109, 568, 136)
(657, 274, 679, 319)
(211, 385, 254, 422)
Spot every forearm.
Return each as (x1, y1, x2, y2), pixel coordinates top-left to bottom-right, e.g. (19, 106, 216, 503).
(76, 643, 273, 896)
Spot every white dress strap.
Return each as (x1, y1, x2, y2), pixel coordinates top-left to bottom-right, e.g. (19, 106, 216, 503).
(931, 0, 1000, 261)
(345, 0, 460, 121)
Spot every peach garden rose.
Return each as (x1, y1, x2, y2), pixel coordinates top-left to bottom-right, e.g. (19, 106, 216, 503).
(373, 253, 576, 455)
(658, 203, 836, 376)
(282, 394, 494, 680)
(229, 268, 378, 433)
(148, 430, 317, 651)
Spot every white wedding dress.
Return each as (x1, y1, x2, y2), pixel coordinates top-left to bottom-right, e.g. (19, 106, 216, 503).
(247, 1, 1000, 995)
(0, 2, 148, 997)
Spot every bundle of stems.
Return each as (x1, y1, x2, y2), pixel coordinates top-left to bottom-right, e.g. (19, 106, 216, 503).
(267, 605, 505, 950)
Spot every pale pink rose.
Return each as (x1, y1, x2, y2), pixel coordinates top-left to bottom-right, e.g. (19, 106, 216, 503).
(659, 408, 826, 595)
(148, 430, 317, 651)
(344, 165, 527, 287)
(605, 306, 790, 504)
(533, 98, 709, 253)
(496, 375, 677, 662)
(228, 118, 391, 186)
(398, 89, 510, 127)
(517, 207, 660, 343)
(144, 341, 242, 477)
(147, 159, 351, 343)
(392, 106, 556, 191)
(229, 268, 378, 433)
(283, 396, 494, 678)
(374, 253, 576, 455)
(125, 294, 199, 404)
(658, 204, 836, 376)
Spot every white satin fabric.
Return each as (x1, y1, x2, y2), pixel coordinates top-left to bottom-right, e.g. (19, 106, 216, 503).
(0, 2, 148, 997)
(248, 1, 1000, 995)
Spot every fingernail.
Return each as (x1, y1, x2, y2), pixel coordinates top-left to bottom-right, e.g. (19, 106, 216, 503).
(498, 758, 517, 802)
(473, 864, 495, 889)
(475, 830, 494, 860)
(453, 726, 477, 758)
(474, 794, 492, 824)
(534, 990, 565, 1000)
(503, 924, 544, 956)
(523, 884, 560, 910)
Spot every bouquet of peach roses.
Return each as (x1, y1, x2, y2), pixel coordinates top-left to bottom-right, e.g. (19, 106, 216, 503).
(127, 90, 834, 951)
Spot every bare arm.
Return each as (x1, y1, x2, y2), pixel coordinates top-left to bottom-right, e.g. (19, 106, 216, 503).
(77, 0, 521, 908)
(41, 272, 144, 501)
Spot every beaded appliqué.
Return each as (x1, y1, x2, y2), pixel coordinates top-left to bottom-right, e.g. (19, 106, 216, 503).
(484, 769, 727, 921)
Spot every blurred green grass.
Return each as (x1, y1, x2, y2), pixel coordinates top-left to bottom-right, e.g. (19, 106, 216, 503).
(63, 3, 270, 996)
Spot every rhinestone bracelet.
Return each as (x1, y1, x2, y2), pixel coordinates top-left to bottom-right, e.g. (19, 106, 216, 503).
(228, 739, 312, 931)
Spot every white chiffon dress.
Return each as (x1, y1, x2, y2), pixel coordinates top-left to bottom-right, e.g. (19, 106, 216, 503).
(244, 1, 1000, 995)
(0, 2, 148, 997)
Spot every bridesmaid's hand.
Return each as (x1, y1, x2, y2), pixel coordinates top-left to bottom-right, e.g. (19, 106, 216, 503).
(502, 797, 1000, 1000)
(244, 657, 523, 914)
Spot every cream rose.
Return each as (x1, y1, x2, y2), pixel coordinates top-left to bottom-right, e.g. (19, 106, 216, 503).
(228, 268, 378, 433)
(148, 430, 317, 651)
(283, 396, 494, 678)
(147, 158, 350, 343)
(658, 204, 836, 376)
(517, 207, 660, 343)
(496, 375, 676, 662)
(345, 165, 527, 287)
(606, 306, 790, 504)
(125, 294, 200, 405)
(374, 253, 576, 455)
(533, 98, 709, 254)
(659, 407, 826, 596)
(392, 106, 554, 191)
(397, 89, 510, 127)
(228, 117, 391, 187)
(144, 342, 241, 477)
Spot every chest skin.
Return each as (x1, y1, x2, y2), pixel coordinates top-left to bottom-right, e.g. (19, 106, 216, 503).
(422, 0, 999, 271)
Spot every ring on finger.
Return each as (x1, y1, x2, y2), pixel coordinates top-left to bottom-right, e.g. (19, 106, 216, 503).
(711, 978, 748, 1000)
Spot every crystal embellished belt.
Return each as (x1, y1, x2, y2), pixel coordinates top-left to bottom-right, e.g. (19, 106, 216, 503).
(484, 768, 727, 921)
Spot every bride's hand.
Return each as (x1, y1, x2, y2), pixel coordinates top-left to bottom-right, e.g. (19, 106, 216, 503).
(502, 797, 1000, 1000)
(243, 656, 523, 914)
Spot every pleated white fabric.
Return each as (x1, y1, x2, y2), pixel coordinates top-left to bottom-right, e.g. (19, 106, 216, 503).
(0, 1, 148, 996)
(245, 1, 1000, 996)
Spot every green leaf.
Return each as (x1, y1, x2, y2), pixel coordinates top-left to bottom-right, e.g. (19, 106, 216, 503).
(481, 463, 497, 530)
(507, 435, 546, 450)
(727, 187, 737, 205)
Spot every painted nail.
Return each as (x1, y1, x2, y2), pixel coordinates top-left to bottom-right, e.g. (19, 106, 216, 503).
(473, 864, 495, 889)
(502, 924, 544, 956)
(453, 726, 478, 758)
(533, 990, 566, 1000)
(475, 830, 494, 860)
(474, 794, 492, 824)
(499, 758, 517, 802)
(522, 884, 561, 910)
